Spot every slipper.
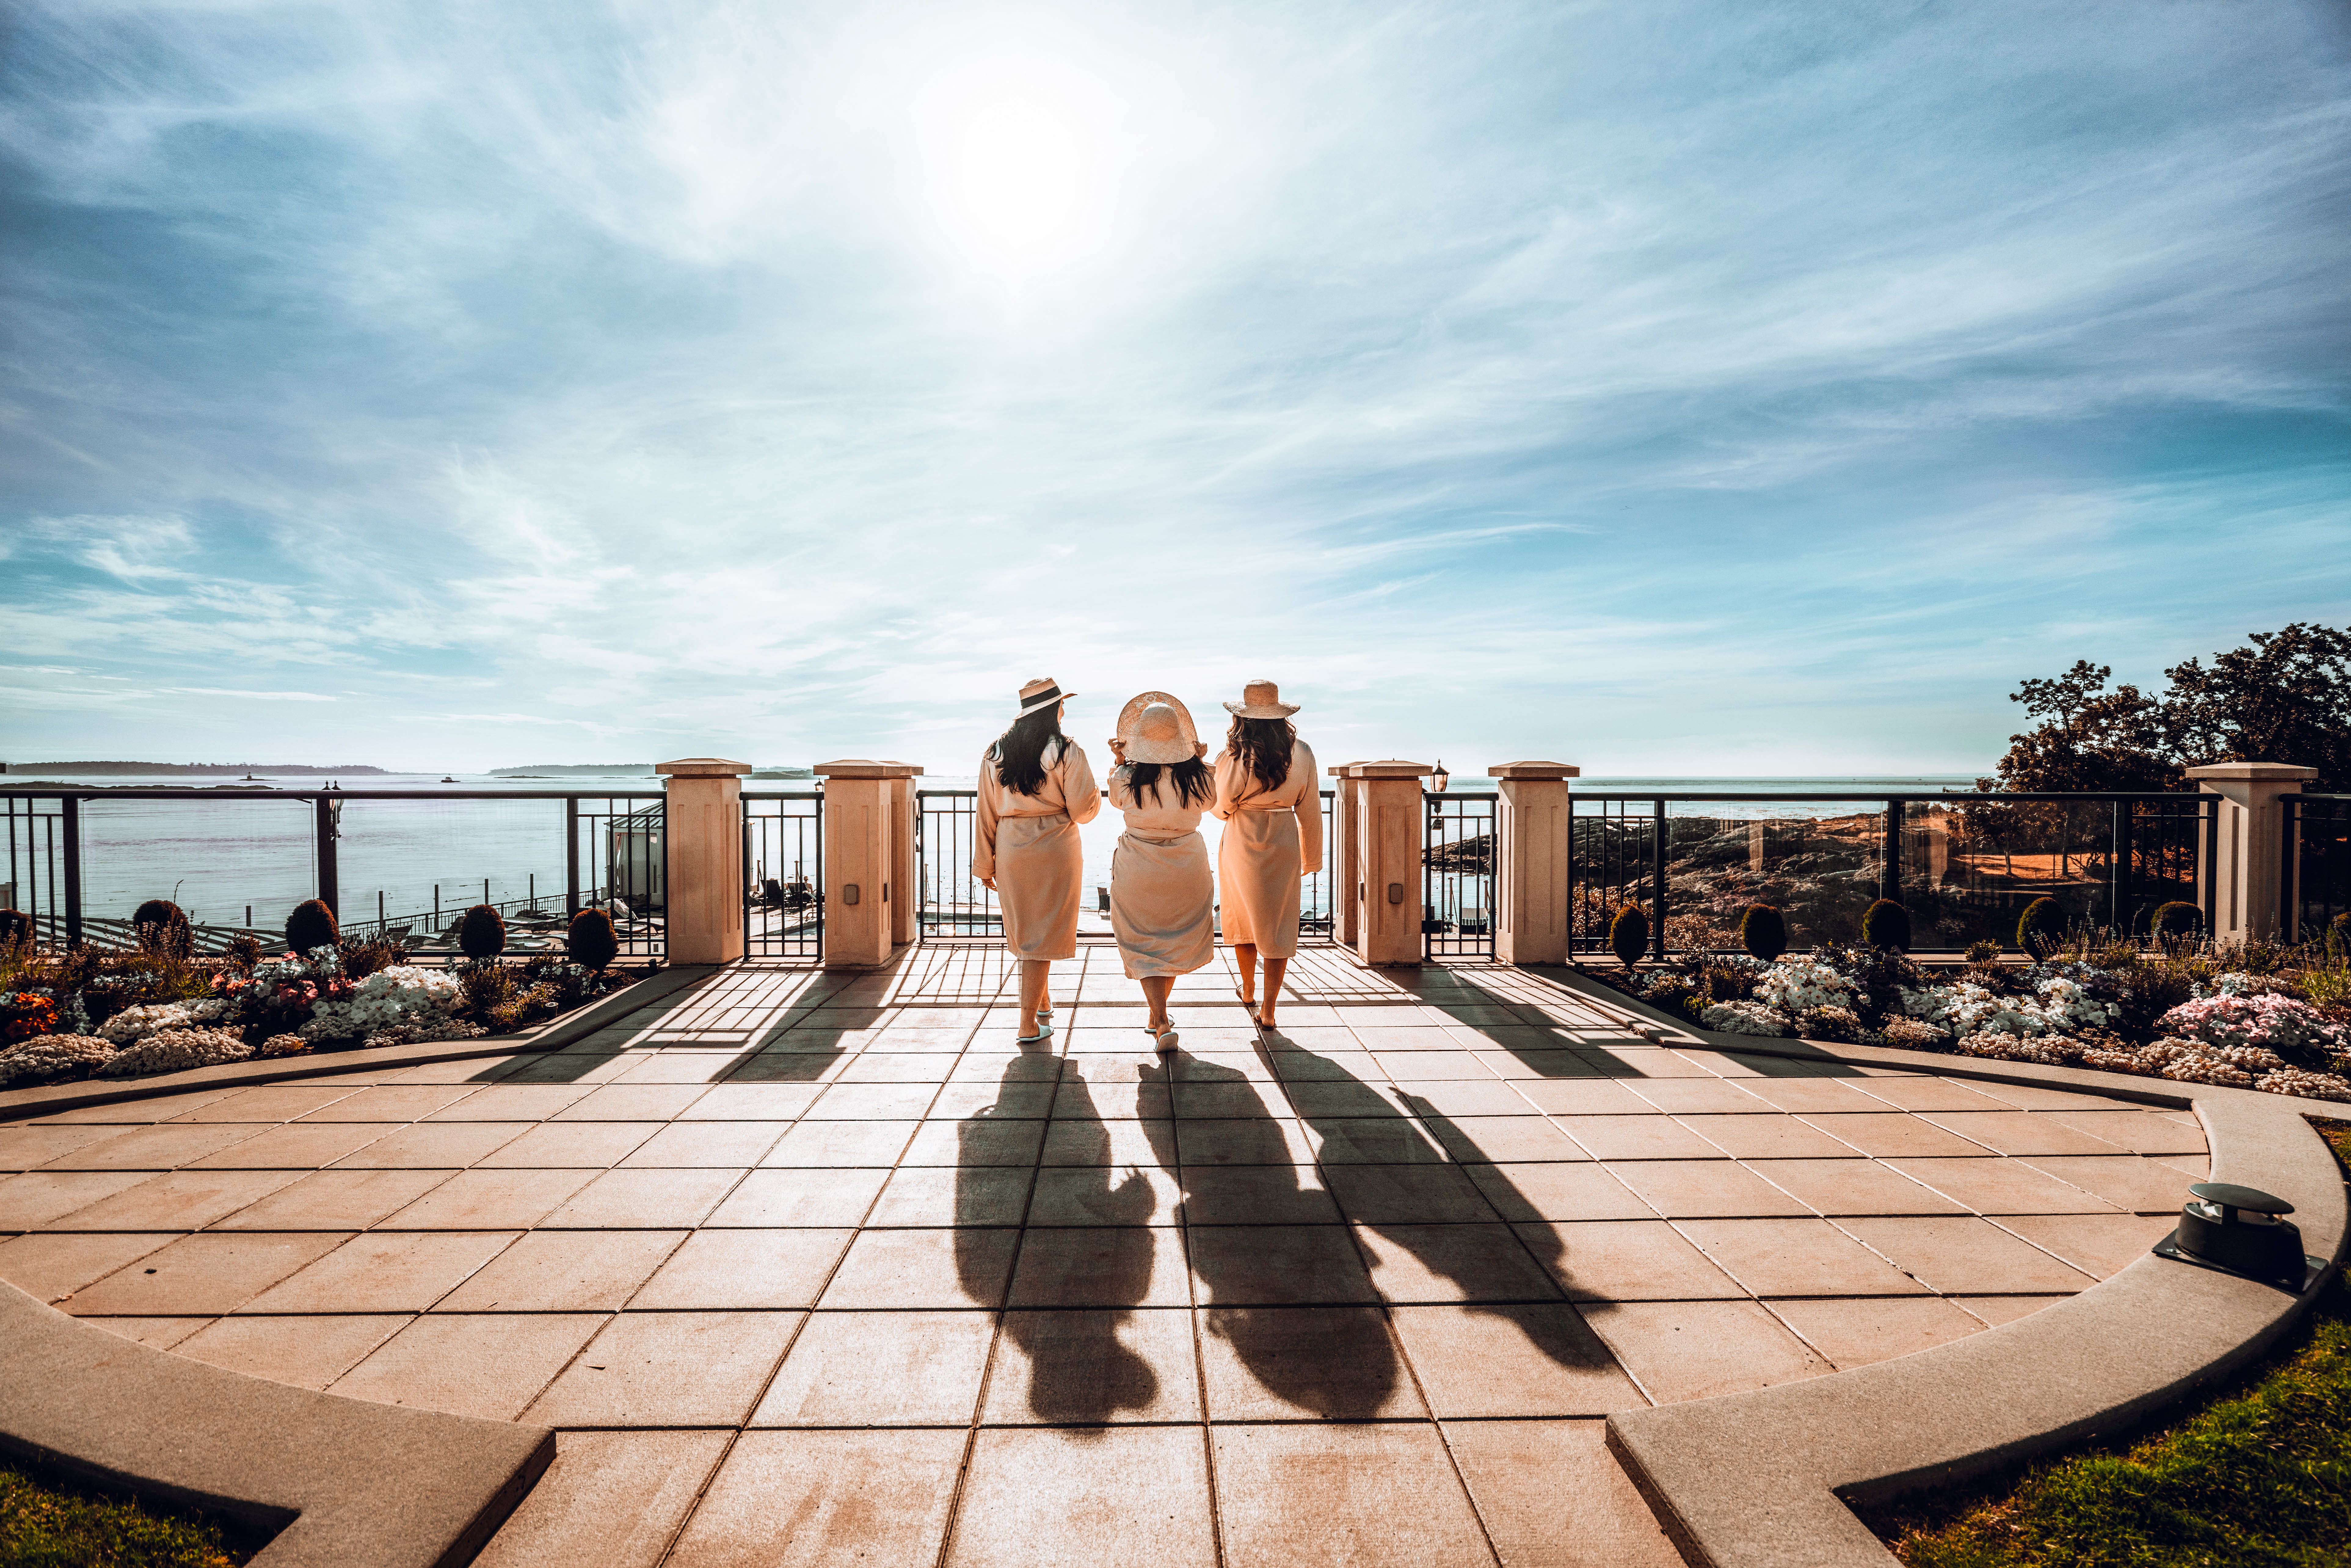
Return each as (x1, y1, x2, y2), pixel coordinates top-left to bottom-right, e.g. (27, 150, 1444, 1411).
(1154, 1027, 1179, 1054)
(1017, 1020, 1053, 1045)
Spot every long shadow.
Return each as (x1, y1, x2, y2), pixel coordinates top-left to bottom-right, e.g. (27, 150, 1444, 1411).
(958, 1043, 1156, 1424)
(1139, 1052, 1401, 1420)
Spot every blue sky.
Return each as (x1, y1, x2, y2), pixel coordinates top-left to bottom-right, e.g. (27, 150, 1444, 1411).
(3, 0, 2346, 775)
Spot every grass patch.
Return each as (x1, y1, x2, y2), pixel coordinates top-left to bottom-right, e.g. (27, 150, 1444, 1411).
(1882, 1119, 2351, 1567)
(0, 1462, 248, 1568)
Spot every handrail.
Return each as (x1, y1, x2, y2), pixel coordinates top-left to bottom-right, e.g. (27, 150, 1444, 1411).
(0, 787, 664, 801)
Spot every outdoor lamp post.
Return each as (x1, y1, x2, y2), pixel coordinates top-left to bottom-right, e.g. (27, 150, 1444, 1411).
(1429, 760, 1450, 793)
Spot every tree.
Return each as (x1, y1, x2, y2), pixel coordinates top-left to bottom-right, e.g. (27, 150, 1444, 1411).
(1980, 626, 2351, 794)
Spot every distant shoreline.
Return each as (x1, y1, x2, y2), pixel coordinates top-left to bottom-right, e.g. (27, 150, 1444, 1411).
(4, 762, 388, 776)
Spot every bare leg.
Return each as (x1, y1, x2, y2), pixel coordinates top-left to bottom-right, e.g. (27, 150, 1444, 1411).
(1257, 955, 1290, 1031)
(1233, 944, 1259, 1012)
(1018, 960, 1052, 1033)
(1140, 975, 1174, 1031)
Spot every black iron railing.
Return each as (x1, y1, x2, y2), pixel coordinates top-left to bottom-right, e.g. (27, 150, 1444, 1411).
(1424, 790, 1499, 959)
(0, 788, 667, 959)
(915, 790, 998, 937)
(1303, 789, 1338, 943)
(2288, 794, 2351, 941)
(743, 791, 823, 960)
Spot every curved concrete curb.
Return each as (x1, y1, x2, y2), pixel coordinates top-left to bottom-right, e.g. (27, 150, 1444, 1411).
(1530, 971, 2351, 1566)
(0, 1280, 554, 1568)
(0, 965, 715, 1124)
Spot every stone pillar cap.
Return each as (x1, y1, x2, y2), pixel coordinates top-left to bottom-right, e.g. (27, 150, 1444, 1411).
(1326, 760, 1372, 777)
(1341, 760, 1434, 779)
(2184, 762, 2319, 782)
(813, 759, 925, 779)
(1488, 761, 1581, 780)
(656, 758, 752, 777)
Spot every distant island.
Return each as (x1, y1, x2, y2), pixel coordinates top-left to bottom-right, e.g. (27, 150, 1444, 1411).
(490, 764, 658, 777)
(3, 761, 388, 775)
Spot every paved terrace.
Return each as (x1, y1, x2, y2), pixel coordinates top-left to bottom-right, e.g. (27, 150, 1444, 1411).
(0, 950, 2209, 1568)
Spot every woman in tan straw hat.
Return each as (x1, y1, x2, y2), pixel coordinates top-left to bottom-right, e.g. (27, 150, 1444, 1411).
(976, 677, 1101, 1042)
(1210, 679, 1321, 1032)
(1104, 692, 1215, 1053)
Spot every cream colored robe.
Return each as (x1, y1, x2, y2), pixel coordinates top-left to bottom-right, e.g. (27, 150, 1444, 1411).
(1210, 739, 1322, 959)
(974, 737, 1101, 961)
(1106, 767, 1215, 979)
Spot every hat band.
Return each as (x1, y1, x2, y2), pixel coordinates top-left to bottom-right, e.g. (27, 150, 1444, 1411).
(1018, 685, 1063, 712)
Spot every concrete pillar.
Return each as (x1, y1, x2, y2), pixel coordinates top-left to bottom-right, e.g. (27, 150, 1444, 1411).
(1344, 761, 1432, 967)
(655, 758, 751, 965)
(1327, 763, 1368, 949)
(2186, 762, 2318, 944)
(813, 761, 920, 969)
(1490, 760, 1579, 966)
(883, 765, 924, 947)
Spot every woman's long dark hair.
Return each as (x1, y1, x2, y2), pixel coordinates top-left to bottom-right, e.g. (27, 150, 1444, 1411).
(989, 706, 1066, 796)
(1120, 758, 1213, 808)
(1225, 716, 1296, 791)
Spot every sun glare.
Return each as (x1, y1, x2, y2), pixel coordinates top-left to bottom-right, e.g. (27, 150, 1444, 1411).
(906, 29, 1127, 284)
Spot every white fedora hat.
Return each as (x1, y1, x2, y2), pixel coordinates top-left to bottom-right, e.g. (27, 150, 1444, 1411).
(1017, 676, 1076, 716)
(1115, 691, 1201, 763)
(1222, 678, 1299, 719)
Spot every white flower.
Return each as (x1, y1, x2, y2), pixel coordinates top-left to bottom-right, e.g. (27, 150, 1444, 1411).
(1753, 959, 1855, 1016)
(300, 965, 463, 1040)
(1701, 1001, 1787, 1037)
(98, 997, 228, 1045)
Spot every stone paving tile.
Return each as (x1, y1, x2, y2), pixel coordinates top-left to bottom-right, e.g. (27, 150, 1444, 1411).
(64, 1230, 351, 1315)
(0, 1230, 182, 1303)
(947, 1426, 1217, 1568)
(240, 1229, 517, 1312)
(470, 1430, 730, 1568)
(1742, 1157, 1966, 1217)
(665, 1429, 966, 1568)
(1675, 1218, 1929, 1297)
(1212, 1422, 1494, 1568)
(543, 1167, 743, 1228)
(1445, 1418, 1684, 1567)
(1515, 1220, 1745, 1301)
(1836, 1216, 2098, 1294)
(1678, 1113, 1860, 1160)
(421, 1084, 596, 1121)
(1391, 1303, 1645, 1417)
(436, 1229, 683, 1311)
(1605, 1159, 1814, 1219)
(1197, 1304, 1425, 1420)
(1768, 1295, 1987, 1370)
(379, 1168, 593, 1229)
(184, 1121, 398, 1169)
(820, 1226, 1017, 1309)
(293, 1085, 482, 1122)
(2038, 1108, 2211, 1155)
(39, 1122, 265, 1170)
(0, 1170, 155, 1228)
(37, 1168, 304, 1231)
(1583, 1298, 1832, 1403)
(1353, 1222, 1563, 1304)
(1188, 1224, 1379, 1305)
(765, 1119, 924, 1166)
(752, 1308, 995, 1426)
(1007, 1225, 1190, 1307)
(1882, 1156, 2124, 1215)
(1797, 1112, 1996, 1158)
(173, 1313, 409, 1389)
(330, 1121, 531, 1169)
(631, 1228, 855, 1310)
(82, 1316, 213, 1349)
(163, 1085, 367, 1123)
(2016, 1154, 2198, 1213)
(525, 1310, 800, 1427)
(1915, 1111, 2133, 1157)
(1995, 1213, 2181, 1279)
(1466, 1162, 1654, 1223)
(0, 1123, 126, 1170)
(329, 1312, 607, 1420)
(983, 1307, 1201, 1424)
(473, 1121, 662, 1169)
(704, 1166, 888, 1228)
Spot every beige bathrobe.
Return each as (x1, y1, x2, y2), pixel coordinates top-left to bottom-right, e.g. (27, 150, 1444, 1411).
(1106, 767, 1215, 980)
(1210, 739, 1322, 959)
(974, 737, 1101, 961)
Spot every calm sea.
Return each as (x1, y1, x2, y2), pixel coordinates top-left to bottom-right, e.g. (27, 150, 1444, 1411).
(4, 769, 1979, 934)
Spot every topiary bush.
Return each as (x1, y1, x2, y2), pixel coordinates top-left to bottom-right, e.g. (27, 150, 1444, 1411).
(567, 908, 619, 972)
(2151, 901, 2203, 943)
(1861, 898, 1912, 952)
(2017, 896, 2065, 959)
(458, 903, 507, 960)
(286, 898, 339, 955)
(132, 900, 191, 959)
(1609, 905, 1650, 969)
(1739, 904, 1786, 963)
(131, 898, 182, 931)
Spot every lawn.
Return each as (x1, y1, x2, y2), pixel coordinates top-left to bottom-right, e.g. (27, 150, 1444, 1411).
(0, 1463, 245, 1568)
(1884, 1120, 2351, 1568)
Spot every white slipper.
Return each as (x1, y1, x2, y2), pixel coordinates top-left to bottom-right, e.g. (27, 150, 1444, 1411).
(1153, 1027, 1179, 1054)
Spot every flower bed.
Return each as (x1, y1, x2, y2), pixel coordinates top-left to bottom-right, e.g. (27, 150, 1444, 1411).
(1597, 938, 2351, 1102)
(0, 934, 654, 1089)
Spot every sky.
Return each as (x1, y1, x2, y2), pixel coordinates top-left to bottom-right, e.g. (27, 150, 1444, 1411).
(2, 0, 2347, 777)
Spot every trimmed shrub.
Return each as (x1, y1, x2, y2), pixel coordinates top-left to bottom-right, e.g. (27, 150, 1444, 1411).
(1964, 938, 2002, 965)
(458, 903, 507, 960)
(1609, 905, 1650, 969)
(0, 908, 31, 944)
(133, 900, 191, 959)
(131, 898, 183, 931)
(1739, 904, 1786, 963)
(567, 908, 620, 972)
(2017, 896, 2065, 959)
(1861, 899, 1911, 952)
(285, 898, 339, 955)
(2151, 901, 2203, 941)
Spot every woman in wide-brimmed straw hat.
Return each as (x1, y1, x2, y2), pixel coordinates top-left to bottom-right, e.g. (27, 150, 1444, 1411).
(1210, 679, 1321, 1033)
(976, 677, 1101, 1042)
(1104, 692, 1215, 1053)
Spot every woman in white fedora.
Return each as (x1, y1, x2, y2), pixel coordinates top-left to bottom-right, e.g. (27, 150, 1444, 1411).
(1105, 692, 1215, 1053)
(1210, 679, 1321, 1033)
(976, 677, 1101, 1043)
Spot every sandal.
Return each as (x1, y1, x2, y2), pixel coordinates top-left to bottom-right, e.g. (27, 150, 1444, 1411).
(1153, 1026, 1179, 1054)
(1017, 1017, 1053, 1045)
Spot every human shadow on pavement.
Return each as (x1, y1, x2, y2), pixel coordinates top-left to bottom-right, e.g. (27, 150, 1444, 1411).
(961, 1042, 1158, 1424)
(1139, 1052, 1402, 1421)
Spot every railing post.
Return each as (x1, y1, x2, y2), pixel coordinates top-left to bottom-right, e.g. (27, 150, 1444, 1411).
(61, 796, 82, 950)
(2111, 799, 2128, 932)
(565, 797, 580, 918)
(1650, 798, 1667, 962)
(315, 795, 339, 917)
(1328, 764, 1367, 949)
(2185, 762, 2318, 944)
(1344, 762, 1432, 967)
(1490, 761, 1578, 966)
(883, 764, 924, 948)
(1882, 801, 1902, 905)
(655, 758, 752, 964)
(813, 760, 917, 969)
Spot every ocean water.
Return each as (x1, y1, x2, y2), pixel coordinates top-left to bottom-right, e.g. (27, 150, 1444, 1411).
(1, 768, 1981, 936)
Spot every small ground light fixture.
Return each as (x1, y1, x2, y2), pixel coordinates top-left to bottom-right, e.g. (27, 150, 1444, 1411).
(2154, 1182, 2315, 1290)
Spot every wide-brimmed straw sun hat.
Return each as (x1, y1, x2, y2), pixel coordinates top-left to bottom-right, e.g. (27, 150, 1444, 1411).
(1114, 691, 1201, 763)
(1222, 679, 1300, 719)
(1017, 676, 1076, 716)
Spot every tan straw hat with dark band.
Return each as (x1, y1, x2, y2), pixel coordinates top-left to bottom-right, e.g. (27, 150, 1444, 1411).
(1223, 679, 1299, 719)
(1114, 691, 1201, 763)
(1017, 676, 1076, 716)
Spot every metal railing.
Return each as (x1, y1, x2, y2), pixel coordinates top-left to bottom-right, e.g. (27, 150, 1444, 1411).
(1562, 790, 2216, 958)
(0, 787, 667, 959)
(1424, 790, 1498, 959)
(2288, 794, 2351, 941)
(743, 791, 823, 960)
(915, 790, 997, 937)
